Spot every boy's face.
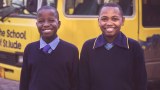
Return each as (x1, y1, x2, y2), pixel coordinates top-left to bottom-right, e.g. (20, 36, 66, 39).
(98, 6, 125, 39)
(36, 9, 60, 40)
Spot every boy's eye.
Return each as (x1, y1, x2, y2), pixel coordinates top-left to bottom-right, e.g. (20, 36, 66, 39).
(101, 17, 108, 21)
(38, 19, 44, 23)
(49, 19, 55, 22)
(112, 17, 119, 21)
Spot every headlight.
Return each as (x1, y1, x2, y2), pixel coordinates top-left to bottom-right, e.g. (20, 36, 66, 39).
(18, 55, 23, 64)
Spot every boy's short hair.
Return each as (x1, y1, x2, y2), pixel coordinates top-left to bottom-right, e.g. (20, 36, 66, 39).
(99, 3, 124, 16)
(37, 6, 59, 20)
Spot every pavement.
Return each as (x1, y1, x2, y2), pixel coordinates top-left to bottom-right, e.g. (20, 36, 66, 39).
(0, 78, 19, 90)
(0, 77, 160, 90)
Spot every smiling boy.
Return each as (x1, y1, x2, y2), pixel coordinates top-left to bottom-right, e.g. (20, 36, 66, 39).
(20, 6, 79, 90)
(79, 3, 147, 90)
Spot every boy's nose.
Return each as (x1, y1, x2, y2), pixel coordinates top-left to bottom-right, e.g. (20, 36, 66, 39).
(106, 20, 113, 26)
(43, 21, 50, 26)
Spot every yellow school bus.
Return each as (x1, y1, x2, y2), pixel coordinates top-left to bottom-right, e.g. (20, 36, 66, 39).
(0, 0, 160, 89)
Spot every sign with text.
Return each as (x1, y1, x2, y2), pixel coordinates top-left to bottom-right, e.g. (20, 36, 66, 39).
(0, 28, 26, 50)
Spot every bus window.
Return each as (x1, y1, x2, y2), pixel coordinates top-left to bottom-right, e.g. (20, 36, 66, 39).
(65, 0, 75, 15)
(0, 0, 3, 8)
(27, 0, 57, 14)
(118, 0, 133, 15)
(73, 0, 100, 15)
(65, 0, 133, 16)
(142, 0, 160, 27)
(0, 0, 57, 18)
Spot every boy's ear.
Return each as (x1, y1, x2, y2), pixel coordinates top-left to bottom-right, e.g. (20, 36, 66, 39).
(58, 21, 61, 28)
(98, 17, 101, 26)
(122, 17, 125, 26)
(98, 16, 100, 21)
(36, 22, 38, 26)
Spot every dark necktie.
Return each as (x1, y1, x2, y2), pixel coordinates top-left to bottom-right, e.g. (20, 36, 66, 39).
(104, 43, 114, 50)
(43, 45, 50, 53)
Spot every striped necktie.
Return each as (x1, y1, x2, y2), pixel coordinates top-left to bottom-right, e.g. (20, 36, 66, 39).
(43, 44, 50, 53)
(104, 43, 114, 50)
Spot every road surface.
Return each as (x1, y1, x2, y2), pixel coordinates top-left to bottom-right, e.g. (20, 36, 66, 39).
(0, 78, 19, 90)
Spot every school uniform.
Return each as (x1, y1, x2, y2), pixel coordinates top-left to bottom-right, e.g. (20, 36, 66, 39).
(20, 37, 79, 90)
(79, 32, 147, 90)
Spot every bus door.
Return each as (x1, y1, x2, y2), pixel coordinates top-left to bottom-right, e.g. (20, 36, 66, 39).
(139, 0, 160, 89)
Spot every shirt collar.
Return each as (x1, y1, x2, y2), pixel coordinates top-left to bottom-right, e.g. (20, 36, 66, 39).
(114, 32, 129, 49)
(93, 32, 129, 49)
(40, 36, 60, 50)
(93, 34, 106, 49)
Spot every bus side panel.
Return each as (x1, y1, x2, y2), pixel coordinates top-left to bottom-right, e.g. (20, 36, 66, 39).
(139, 0, 160, 89)
(0, 17, 39, 80)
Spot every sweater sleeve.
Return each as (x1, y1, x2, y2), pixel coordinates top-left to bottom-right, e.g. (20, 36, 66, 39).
(70, 47, 79, 90)
(79, 41, 91, 90)
(19, 44, 31, 90)
(131, 41, 147, 90)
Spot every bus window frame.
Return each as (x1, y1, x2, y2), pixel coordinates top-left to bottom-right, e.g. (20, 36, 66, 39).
(63, 0, 136, 18)
(0, 0, 58, 19)
(142, 0, 160, 27)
